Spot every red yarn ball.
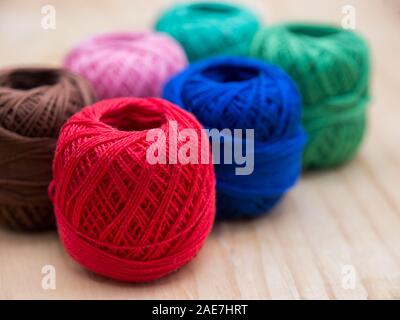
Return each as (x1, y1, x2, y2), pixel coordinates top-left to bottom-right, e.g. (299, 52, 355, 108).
(51, 98, 216, 282)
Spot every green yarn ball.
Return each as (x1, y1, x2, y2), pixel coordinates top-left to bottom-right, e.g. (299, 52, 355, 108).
(251, 23, 370, 169)
(155, 2, 260, 62)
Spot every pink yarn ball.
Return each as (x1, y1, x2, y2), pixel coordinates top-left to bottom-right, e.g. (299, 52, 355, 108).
(63, 32, 187, 99)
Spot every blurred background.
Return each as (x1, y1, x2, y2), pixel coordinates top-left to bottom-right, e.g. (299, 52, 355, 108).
(0, 0, 400, 299)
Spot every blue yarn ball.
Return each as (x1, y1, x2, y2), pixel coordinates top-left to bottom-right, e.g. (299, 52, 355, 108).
(163, 57, 306, 219)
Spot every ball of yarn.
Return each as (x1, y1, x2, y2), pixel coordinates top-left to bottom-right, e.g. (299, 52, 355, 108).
(155, 2, 260, 62)
(251, 23, 370, 169)
(63, 32, 187, 99)
(51, 97, 216, 282)
(0, 67, 96, 230)
(163, 57, 305, 219)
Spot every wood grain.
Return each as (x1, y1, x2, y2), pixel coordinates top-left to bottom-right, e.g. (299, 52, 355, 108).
(0, 0, 399, 300)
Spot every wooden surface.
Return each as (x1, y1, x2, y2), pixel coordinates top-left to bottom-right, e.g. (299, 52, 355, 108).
(0, 0, 399, 300)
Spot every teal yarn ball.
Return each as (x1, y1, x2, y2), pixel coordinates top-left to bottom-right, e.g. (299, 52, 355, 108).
(251, 23, 370, 169)
(155, 2, 260, 62)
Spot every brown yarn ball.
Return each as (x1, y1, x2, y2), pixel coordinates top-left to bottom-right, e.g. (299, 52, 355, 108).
(0, 67, 96, 231)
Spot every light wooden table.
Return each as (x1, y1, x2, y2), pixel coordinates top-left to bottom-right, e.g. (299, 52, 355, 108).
(0, 0, 399, 300)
